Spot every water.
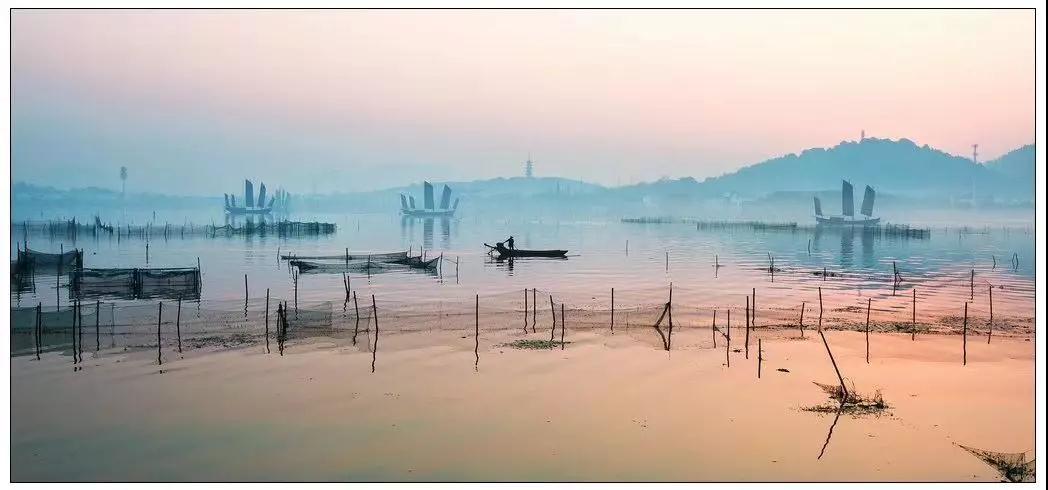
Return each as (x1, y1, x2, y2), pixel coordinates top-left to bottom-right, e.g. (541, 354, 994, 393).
(8, 212, 1036, 482)
(10, 213, 1035, 327)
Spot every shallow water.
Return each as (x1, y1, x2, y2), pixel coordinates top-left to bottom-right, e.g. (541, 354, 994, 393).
(9, 329, 1035, 481)
(9, 211, 1038, 482)
(9, 214, 1036, 325)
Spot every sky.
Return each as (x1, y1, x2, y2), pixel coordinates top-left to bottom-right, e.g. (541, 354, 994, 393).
(11, 9, 1035, 195)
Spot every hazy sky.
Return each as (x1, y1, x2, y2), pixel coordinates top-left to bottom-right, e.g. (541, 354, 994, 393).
(12, 9, 1034, 195)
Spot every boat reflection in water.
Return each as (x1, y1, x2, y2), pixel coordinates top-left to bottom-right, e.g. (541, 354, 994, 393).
(400, 216, 453, 252)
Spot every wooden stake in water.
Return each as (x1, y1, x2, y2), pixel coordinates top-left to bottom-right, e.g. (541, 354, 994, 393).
(988, 285, 993, 344)
(560, 303, 566, 350)
(475, 294, 480, 367)
(156, 302, 163, 366)
(712, 310, 717, 348)
(71, 300, 77, 366)
(77, 300, 83, 364)
(799, 302, 806, 338)
(549, 295, 557, 344)
(352, 291, 360, 346)
(264, 289, 270, 354)
(970, 269, 975, 300)
(35, 303, 42, 360)
(522, 289, 529, 334)
(371, 294, 379, 373)
(95, 300, 100, 352)
(912, 288, 917, 341)
(176, 296, 183, 354)
(744, 295, 751, 359)
(757, 338, 762, 379)
(666, 284, 673, 350)
(752, 288, 756, 327)
(610, 288, 615, 333)
(865, 298, 871, 364)
(532, 288, 537, 333)
(819, 328, 847, 403)
(818, 287, 823, 331)
(963, 302, 968, 366)
(726, 309, 731, 368)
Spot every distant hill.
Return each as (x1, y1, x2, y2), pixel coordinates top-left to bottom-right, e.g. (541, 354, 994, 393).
(12, 138, 1033, 222)
(688, 138, 1029, 200)
(983, 144, 1034, 183)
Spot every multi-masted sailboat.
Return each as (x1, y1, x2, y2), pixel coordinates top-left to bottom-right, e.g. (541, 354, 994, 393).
(814, 180, 880, 226)
(224, 180, 290, 216)
(400, 181, 459, 218)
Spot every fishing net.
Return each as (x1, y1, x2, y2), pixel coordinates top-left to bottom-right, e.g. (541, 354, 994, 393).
(16, 248, 82, 271)
(955, 444, 1035, 482)
(280, 251, 408, 262)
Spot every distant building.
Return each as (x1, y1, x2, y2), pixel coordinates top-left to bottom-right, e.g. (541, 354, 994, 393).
(525, 153, 534, 178)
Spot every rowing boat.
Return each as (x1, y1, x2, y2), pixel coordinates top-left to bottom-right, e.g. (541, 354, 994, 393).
(484, 243, 568, 259)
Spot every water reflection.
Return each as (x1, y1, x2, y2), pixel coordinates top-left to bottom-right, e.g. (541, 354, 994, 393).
(400, 216, 455, 252)
(812, 226, 881, 271)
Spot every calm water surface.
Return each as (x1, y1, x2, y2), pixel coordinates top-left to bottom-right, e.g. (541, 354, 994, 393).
(11, 212, 1035, 326)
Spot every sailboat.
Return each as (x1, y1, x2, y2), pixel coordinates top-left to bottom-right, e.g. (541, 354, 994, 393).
(400, 181, 459, 217)
(814, 180, 881, 227)
(225, 179, 274, 216)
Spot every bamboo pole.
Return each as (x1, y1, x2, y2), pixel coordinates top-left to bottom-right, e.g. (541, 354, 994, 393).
(744, 295, 750, 359)
(963, 302, 968, 366)
(818, 287, 823, 331)
(865, 298, 871, 364)
(752, 288, 756, 328)
(35, 303, 41, 360)
(712, 309, 717, 348)
(726, 309, 731, 367)
(970, 269, 974, 300)
(667, 284, 673, 350)
(176, 296, 183, 354)
(475, 294, 480, 367)
(757, 338, 762, 379)
(71, 300, 77, 365)
(532, 288, 537, 333)
(549, 295, 556, 344)
(912, 288, 917, 341)
(611, 288, 615, 333)
(523, 288, 529, 334)
(819, 328, 847, 403)
(265, 289, 270, 354)
(77, 300, 83, 364)
(371, 295, 378, 373)
(799, 302, 806, 338)
(156, 302, 163, 366)
(988, 285, 993, 344)
(560, 303, 566, 350)
(95, 300, 100, 352)
(352, 291, 360, 346)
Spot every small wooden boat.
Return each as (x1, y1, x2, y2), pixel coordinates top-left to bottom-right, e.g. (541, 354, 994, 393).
(484, 243, 568, 259)
(391, 255, 441, 270)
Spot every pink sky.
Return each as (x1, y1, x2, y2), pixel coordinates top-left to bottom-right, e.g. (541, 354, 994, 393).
(12, 9, 1035, 192)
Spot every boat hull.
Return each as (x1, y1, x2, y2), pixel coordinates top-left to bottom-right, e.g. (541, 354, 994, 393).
(815, 216, 881, 227)
(497, 249, 568, 258)
(225, 206, 273, 216)
(401, 209, 456, 218)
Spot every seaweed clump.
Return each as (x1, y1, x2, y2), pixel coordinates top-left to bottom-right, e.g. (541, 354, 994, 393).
(803, 381, 891, 416)
(500, 339, 569, 350)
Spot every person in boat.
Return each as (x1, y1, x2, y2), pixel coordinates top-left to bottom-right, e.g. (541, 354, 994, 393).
(505, 236, 515, 249)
